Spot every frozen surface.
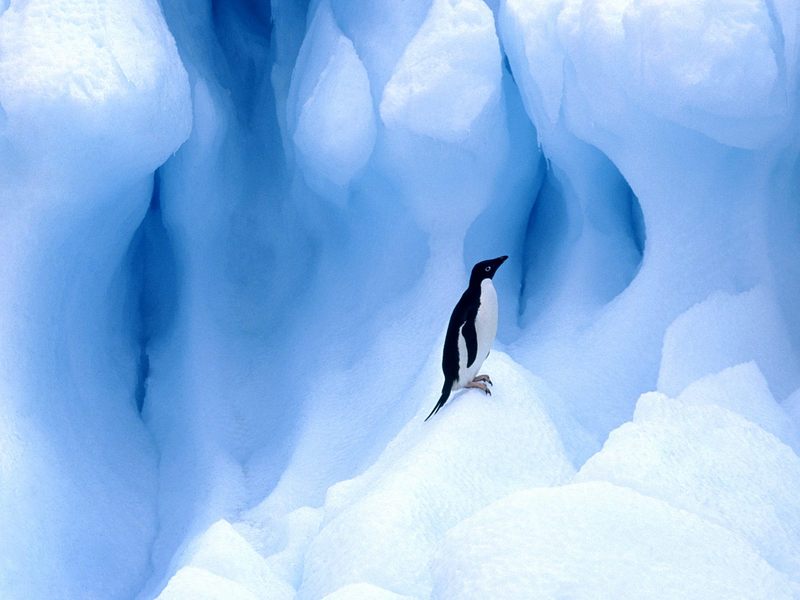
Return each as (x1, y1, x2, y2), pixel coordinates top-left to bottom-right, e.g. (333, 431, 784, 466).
(658, 287, 800, 399)
(578, 389, 800, 580)
(296, 351, 574, 599)
(0, 0, 190, 174)
(2, 0, 800, 598)
(432, 482, 796, 599)
(673, 362, 800, 452)
(501, 0, 791, 148)
(291, 0, 376, 192)
(0, 0, 190, 598)
(380, 0, 501, 142)
(156, 567, 259, 600)
(156, 520, 293, 600)
(788, 388, 800, 428)
(322, 583, 417, 600)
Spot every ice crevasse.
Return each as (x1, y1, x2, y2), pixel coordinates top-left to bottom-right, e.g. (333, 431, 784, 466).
(0, 0, 800, 599)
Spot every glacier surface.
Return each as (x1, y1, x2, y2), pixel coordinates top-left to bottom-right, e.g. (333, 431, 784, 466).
(1, 0, 799, 598)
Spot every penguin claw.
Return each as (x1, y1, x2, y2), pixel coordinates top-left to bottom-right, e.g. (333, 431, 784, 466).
(472, 374, 493, 386)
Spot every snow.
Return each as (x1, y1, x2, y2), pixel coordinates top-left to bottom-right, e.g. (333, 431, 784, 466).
(322, 583, 416, 600)
(672, 362, 800, 452)
(621, 0, 781, 123)
(0, 0, 190, 175)
(658, 286, 800, 399)
(156, 567, 260, 600)
(294, 351, 574, 599)
(2, 0, 800, 598)
(578, 389, 800, 580)
(432, 481, 797, 599)
(238, 506, 323, 590)
(788, 388, 800, 428)
(498, 0, 565, 123)
(0, 0, 190, 598)
(502, 0, 790, 148)
(156, 521, 293, 600)
(380, 0, 502, 142)
(291, 0, 376, 193)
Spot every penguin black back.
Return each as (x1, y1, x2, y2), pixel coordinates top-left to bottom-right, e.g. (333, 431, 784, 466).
(426, 256, 508, 421)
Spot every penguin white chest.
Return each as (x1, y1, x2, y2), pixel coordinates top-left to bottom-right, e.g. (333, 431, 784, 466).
(457, 279, 498, 385)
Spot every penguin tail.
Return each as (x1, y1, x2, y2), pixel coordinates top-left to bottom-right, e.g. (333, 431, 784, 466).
(425, 381, 453, 422)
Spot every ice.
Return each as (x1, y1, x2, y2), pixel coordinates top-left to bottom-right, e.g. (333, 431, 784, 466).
(622, 0, 781, 120)
(0, 0, 190, 174)
(577, 391, 800, 580)
(498, 0, 565, 123)
(156, 520, 294, 600)
(0, 0, 190, 597)
(499, 0, 800, 442)
(432, 481, 796, 599)
(328, 0, 430, 95)
(674, 362, 800, 452)
(322, 583, 417, 600)
(296, 351, 574, 599)
(658, 287, 800, 399)
(156, 567, 260, 600)
(787, 388, 800, 428)
(290, 0, 376, 193)
(3, 0, 800, 597)
(502, 0, 790, 149)
(380, 0, 501, 142)
(241, 506, 324, 589)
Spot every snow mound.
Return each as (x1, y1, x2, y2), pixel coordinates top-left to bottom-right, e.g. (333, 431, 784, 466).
(675, 362, 800, 452)
(621, 0, 782, 122)
(156, 520, 293, 600)
(501, 0, 790, 148)
(322, 583, 417, 600)
(297, 351, 574, 599)
(291, 0, 376, 192)
(658, 287, 800, 399)
(577, 390, 800, 580)
(432, 481, 796, 599)
(240, 506, 323, 590)
(156, 567, 259, 600)
(0, 0, 191, 174)
(380, 0, 501, 142)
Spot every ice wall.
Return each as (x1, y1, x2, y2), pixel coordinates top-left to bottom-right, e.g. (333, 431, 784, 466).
(142, 0, 542, 590)
(0, 0, 190, 597)
(1, 0, 800, 598)
(150, 0, 800, 596)
(501, 0, 800, 436)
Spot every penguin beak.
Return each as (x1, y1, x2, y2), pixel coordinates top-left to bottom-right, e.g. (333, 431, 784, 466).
(495, 255, 508, 267)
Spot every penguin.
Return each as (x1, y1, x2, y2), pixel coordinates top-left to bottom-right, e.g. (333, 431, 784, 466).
(425, 255, 508, 421)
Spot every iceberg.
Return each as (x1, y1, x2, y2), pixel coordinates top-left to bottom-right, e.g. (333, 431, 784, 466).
(1, 0, 799, 597)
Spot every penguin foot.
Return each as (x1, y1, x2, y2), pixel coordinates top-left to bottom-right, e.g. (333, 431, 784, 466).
(472, 374, 493, 386)
(466, 381, 492, 396)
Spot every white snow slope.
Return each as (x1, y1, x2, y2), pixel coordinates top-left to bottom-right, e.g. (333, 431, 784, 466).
(1, 0, 799, 598)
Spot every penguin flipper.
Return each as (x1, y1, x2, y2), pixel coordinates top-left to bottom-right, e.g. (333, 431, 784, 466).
(462, 315, 478, 368)
(425, 380, 454, 421)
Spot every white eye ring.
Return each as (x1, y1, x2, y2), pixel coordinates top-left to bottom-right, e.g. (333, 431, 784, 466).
(484, 266, 491, 272)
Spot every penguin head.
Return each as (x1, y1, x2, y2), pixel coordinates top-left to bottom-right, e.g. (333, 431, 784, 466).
(469, 255, 508, 286)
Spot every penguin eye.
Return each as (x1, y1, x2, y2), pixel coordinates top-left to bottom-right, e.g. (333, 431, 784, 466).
(484, 266, 491, 272)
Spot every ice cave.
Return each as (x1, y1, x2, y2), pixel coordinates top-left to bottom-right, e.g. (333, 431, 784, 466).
(1, 0, 799, 598)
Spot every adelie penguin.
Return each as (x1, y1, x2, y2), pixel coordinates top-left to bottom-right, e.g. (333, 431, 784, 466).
(426, 255, 508, 421)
